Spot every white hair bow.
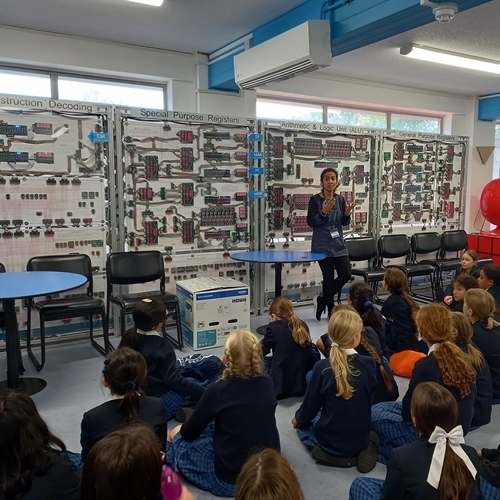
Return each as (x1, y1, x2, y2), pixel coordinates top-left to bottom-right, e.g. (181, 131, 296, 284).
(427, 425, 477, 489)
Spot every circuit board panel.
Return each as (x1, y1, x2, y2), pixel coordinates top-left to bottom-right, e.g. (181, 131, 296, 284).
(118, 110, 255, 295)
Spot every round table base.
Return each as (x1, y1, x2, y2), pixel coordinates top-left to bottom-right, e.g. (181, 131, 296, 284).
(0, 377, 47, 396)
(256, 325, 267, 335)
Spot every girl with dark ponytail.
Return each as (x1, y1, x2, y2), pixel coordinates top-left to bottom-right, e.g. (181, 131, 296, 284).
(262, 297, 320, 399)
(350, 382, 481, 500)
(80, 347, 167, 460)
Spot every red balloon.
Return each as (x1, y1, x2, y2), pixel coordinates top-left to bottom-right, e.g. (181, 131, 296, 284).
(480, 179, 500, 227)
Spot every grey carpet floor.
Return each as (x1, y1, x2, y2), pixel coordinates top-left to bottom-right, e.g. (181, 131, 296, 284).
(2, 304, 499, 500)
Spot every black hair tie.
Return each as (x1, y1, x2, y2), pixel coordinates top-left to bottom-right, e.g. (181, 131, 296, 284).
(102, 359, 110, 374)
(122, 381, 137, 391)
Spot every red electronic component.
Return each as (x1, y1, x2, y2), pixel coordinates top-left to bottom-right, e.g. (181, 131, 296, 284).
(177, 130, 194, 144)
(292, 193, 312, 210)
(180, 183, 194, 206)
(325, 140, 352, 158)
(144, 221, 158, 245)
(138, 187, 153, 201)
(291, 216, 310, 233)
(239, 206, 247, 220)
(180, 148, 194, 171)
(144, 156, 159, 180)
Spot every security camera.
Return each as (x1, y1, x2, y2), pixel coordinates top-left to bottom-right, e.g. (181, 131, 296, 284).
(420, 0, 458, 23)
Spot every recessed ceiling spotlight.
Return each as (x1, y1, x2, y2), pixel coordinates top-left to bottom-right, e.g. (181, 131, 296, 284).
(126, 0, 163, 6)
(400, 44, 500, 75)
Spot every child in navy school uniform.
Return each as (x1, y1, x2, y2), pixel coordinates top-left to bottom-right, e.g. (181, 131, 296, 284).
(293, 308, 379, 473)
(447, 274, 479, 312)
(80, 347, 168, 461)
(262, 296, 320, 400)
(317, 285, 398, 404)
(350, 382, 482, 500)
(372, 303, 477, 463)
(443, 249, 480, 306)
(119, 298, 223, 420)
(380, 268, 425, 354)
(463, 288, 500, 403)
(451, 312, 492, 428)
(167, 330, 280, 498)
(477, 263, 500, 310)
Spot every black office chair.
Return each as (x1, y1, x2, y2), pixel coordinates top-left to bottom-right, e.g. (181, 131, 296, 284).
(26, 254, 111, 372)
(345, 237, 386, 303)
(378, 234, 436, 300)
(106, 251, 183, 349)
(411, 232, 442, 300)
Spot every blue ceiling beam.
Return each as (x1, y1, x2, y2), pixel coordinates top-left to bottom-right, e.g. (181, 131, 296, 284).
(478, 95, 500, 121)
(208, 0, 492, 91)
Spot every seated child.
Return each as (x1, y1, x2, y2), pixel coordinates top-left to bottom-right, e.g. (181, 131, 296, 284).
(0, 391, 80, 500)
(448, 274, 479, 312)
(80, 347, 168, 460)
(81, 425, 194, 500)
(372, 303, 476, 463)
(167, 330, 280, 498)
(478, 263, 500, 312)
(350, 382, 481, 500)
(235, 448, 304, 500)
(380, 268, 423, 353)
(119, 298, 222, 419)
(443, 250, 480, 305)
(451, 311, 492, 428)
(464, 288, 500, 402)
(262, 296, 320, 399)
(293, 308, 379, 473)
(479, 442, 500, 490)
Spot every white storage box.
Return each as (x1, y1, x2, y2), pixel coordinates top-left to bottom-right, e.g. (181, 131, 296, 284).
(176, 277, 250, 350)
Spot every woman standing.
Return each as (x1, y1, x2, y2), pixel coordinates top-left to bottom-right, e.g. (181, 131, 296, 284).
(308, 167, 356, 320)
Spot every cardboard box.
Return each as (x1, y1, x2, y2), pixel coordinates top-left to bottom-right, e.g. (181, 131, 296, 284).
(176, 277, 250, 350)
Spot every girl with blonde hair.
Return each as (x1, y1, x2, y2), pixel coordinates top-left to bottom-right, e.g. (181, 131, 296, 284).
(262, 296, 319, 399)
(167, 330, 280, 497)
(372, 303, 477, 463)
(463, 288, 500, 402)
(451, 311, 492, 427)
(292, 309, 379, 473)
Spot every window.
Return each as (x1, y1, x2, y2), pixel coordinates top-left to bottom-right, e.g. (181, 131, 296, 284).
(391, 113, 441, 133)
(58, 77, 165, 109)
(0, 69, 51, 98)
(327, 107, 387, 128)
(256, 99, 323, 122)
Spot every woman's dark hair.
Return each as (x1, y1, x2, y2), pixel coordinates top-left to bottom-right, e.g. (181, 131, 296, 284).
(348, 282, 383, 334)
(411, 382, 474, 500)
(103, 348, 147, 425)
(81, 425, 162, 500)
(0, 391, 66, 498)
(320, 167, 338, 182)
(119, 298, 167, 350)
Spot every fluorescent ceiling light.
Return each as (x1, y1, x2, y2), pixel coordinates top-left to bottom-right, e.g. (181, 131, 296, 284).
(400, 44, 500, 75)
(126, 0, 163, 6)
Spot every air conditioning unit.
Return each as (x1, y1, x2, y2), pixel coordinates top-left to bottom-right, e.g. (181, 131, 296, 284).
(234, 20, 332, 90)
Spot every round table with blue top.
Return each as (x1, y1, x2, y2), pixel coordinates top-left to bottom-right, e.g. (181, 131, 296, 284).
(0, 271, 87, 395)
(230, 251, 326, 334)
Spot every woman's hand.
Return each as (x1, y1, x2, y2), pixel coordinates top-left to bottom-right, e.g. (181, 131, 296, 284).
(444, 295, 453, 305)
(291, 417, 299, 429)
(344, 201, 356, 215)
(321, 197, 336, 216)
